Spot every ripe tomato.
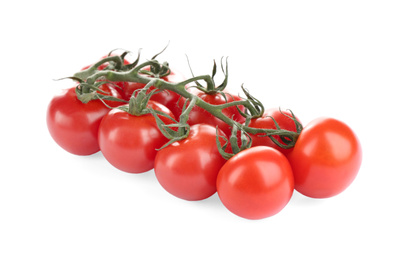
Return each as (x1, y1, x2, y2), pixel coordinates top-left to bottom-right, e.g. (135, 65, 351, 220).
(178, 89, 245, 138)
(46, 85, 123, 155)
(123, 66, 186, 117)
(249, 108, 301, 155)
(98, 100, 175, 173)
(287, 117, 362, 198)
(154, 124, 227, 201)
(217, 146, 294, 220)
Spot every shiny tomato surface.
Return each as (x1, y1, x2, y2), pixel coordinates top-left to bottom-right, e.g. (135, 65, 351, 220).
(287, 117, 362, 198)
(98, 101, 175, 173)
(154, 124, 227, 201)
(217, 146, 294, 220)
(46, 85, 123, 155)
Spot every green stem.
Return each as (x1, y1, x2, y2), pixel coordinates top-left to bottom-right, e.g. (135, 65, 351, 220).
(76, 59, 301, 149)
(74, 56, 124, 80)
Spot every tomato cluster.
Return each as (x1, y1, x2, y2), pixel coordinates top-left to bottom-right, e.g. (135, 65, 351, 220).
(47, 53, 362, 220)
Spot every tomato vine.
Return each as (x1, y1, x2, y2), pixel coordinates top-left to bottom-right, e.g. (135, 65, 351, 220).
(47, 47, 363, 218)
(71, 51, 302, 157)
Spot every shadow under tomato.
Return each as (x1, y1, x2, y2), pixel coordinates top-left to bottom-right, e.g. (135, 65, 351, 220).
(81, 151, 105, 160)
(179, 192, 229, 217)
(192, 193, 223, 207)
(289, 191, 327, 207)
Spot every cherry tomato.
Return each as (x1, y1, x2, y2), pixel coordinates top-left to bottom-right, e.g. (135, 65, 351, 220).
(154, 124, 227, 201)
(178, 89, 245, 138)
(46, 85, 123, 155)
(217, 146, 294, 220)
(249, 108, 301, 155)
(98, 100, 175, 173)
(123, 66, 186, 118)
(287, 117, 362, 198)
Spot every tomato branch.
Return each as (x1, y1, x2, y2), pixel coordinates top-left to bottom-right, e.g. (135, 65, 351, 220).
(73, 57, 301, 151)
(74, 55, 124, 80)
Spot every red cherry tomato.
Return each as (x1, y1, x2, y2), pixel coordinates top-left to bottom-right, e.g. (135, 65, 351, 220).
(217, 146, 294, 220)
(98, 101, 175, 173)
(46, 85, 123, 155)
(249, 108, 301, 155)
(287, 117, 362, 198)
(179, 89, 245, 138)
(154, 124, 227, 201)
(123, 66, 186, 118)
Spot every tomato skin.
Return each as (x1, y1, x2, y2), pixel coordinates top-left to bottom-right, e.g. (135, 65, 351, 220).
(98, 101, 175, 173)
(46, 86, 123, 156)
(217, 146, 294, 220)
(287, 117, 362, 198)
(179, 90, 245, 138)
(249, 108, 301, 155)
(154, 124, 227, 201)
(123, 67, 186, 117)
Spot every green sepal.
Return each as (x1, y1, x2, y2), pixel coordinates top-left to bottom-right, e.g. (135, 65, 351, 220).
(281, 108, 303, 134)
(148, 96, 197, 150)
(216, 123, 252, 160)
(127, 79, 160, 116)
(185, 55, 205, 90)
(75, 80, 127, 104)
(261, 109, 302, 149)
(185, 56, 229, 95)
(148, 108, 189, 150)
(73, 55, 124, 81)
(241, 85, 264, 118)
(215, 57, 229, 92)
(215, 128, 232, 160)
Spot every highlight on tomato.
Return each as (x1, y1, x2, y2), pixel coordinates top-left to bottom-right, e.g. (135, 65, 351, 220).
(98, 100, 175, 173)
(287, 117, 362, 198)
(216, 146, 294, 220)
(249, 108, 302, 155)
(46, 84, 124, 156)
(154, 124, 228, 201)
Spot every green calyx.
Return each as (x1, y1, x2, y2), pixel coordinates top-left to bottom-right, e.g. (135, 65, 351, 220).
(239, 85, 265, 118)
(186, 56, 229, 95)
(150, 109, 189, 150)
(216, 124, 253, 160)
(139, 61, 171, 79)
(73, 55, 128, 81)
(134, 44, 171, 79)
(150, 97, 197, 150)
(265, 109, 302, 149)
(56, 76, 126, 104)
(118, 79, 160, 116)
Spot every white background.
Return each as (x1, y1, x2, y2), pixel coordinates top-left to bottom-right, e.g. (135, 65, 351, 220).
(1, 0, 412, 259)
